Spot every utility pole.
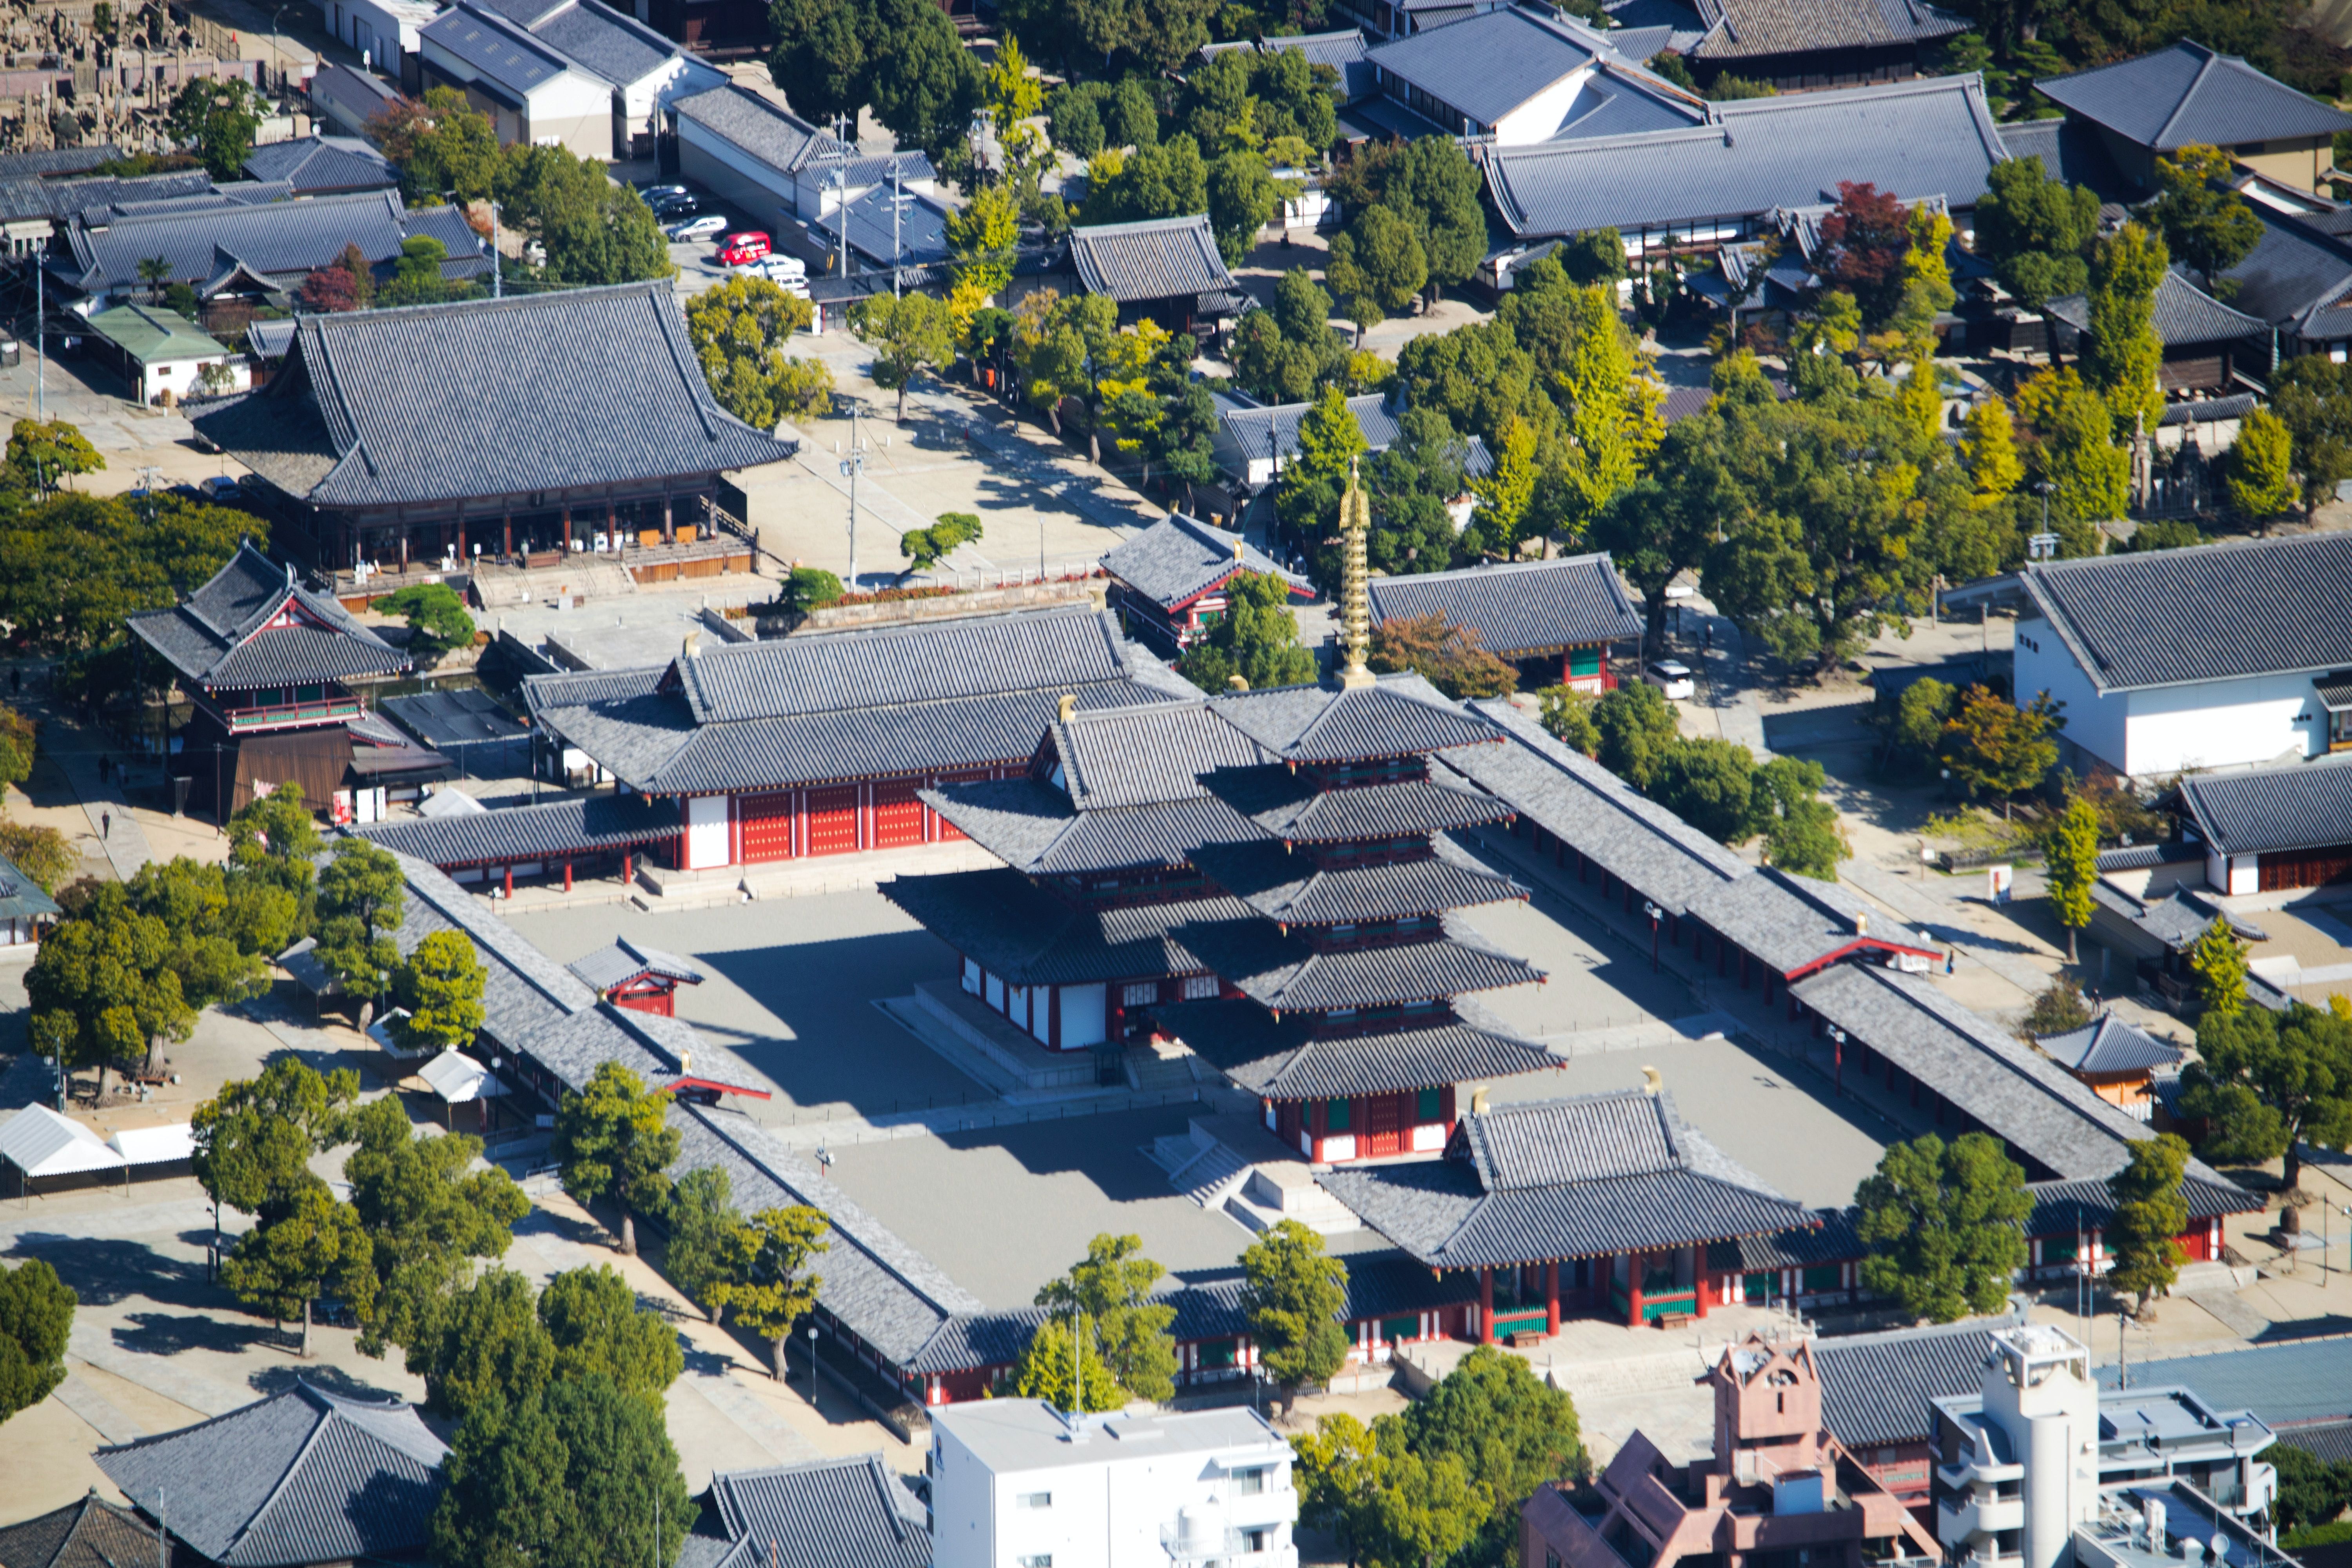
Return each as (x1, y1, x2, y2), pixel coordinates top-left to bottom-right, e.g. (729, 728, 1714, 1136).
(34, 256, 44, 421)
(887, 153, 913, 298)
(839, 408, 866, 589)
(830, 114, 853, 285)
(492, 201, 502, 299)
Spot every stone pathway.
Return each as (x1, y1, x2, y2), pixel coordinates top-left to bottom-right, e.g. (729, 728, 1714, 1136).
(65, 1321, 252, 1418)
(52, 1372, 147, 1443)
(39, 714, 154, 880)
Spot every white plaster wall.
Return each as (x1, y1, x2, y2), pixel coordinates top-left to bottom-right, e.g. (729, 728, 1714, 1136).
(2123, 671, 2323, 776)
(683, 794, 728, 869)
(2013, 614, 2123, 773)
(1490, 64, 1594, 145)
(676, 116, 800, 223)
(1060, 983, 1107, 1049)
(624, 53, 725, 134)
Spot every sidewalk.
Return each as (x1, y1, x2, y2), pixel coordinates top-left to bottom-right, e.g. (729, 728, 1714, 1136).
(36, 711, 156, 880)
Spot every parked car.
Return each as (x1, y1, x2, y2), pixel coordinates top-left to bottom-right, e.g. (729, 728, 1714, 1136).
(665, 214, 725, 240)
(636, 182, 688, 203)
(1644, 659, 1695, 701)
(758, 253, 806, 280)
(717, 231, 771, 266)
(198, 475, 242, 503)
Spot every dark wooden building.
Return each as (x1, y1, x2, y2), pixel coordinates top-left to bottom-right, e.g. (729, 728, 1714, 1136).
(127, 542, 445, 822)
(1100, 510, 1314, 656)
(189, 283, 798, 577)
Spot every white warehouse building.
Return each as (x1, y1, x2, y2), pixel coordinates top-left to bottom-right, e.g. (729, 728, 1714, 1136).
(929, 1399, 1299, 1568)
(2012, 533, 2352, 781)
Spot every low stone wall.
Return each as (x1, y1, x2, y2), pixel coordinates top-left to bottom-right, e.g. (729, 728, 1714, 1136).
(753, 576, 1105, 638)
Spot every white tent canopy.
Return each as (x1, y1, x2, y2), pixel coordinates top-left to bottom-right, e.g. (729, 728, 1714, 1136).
(0, 1105, 125, 1179)
(110, 1122, 196, 1166)
(419, 1050, 506, 1104)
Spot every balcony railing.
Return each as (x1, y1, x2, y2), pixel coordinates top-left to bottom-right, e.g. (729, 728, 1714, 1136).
(223, 695, 365, 732)
(1939, 1493, 2026, 1539)
(1162, 1521, 1264, 1560)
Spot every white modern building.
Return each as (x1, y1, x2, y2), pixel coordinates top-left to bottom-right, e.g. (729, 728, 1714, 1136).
(929, 1399, 1299, 1568)
(1929, 1325, 2104, 1568)
(2012, 533, 2352, 780)
(419, 0, 625, 158)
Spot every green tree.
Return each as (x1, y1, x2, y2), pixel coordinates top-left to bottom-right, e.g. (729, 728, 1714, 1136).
(372, 88, 501, 203)
(660, 1167, 741, 1322)
(2181, 1000, 2352, 1189)
(1892, 676, 1955, 761)
(2272, 357, 2352, 522)
(343, 1095, 527, 1363)
(495, 144, 673, 287)
(1973, 155, 2097, 314)
(1241, 1218, 1347, 1416)
(379, 235, 462, 308)
(1176, 570, 1317, 693)
(0, 702, 36, 794)
(2016, 368, 2129, 546)
(220, 1178, 377, 1357)
(1276, 382, 1367, 545)
(168, 78, 261, 179)
(0, 488, 254, 659)
(6, 417, 105, 493)
(0, 820, 72, 895)
(2146, 144, 2264, 293)
(946, 180, 1021, 299)
(2188, 917, 2250, 1023)
(1013, 1314, 1126, 1412)
(686, 275, 831, 430)
(192, 1058, 359, 1242)
(780, 565, 845, 612)
(1035, 1233, 1178, 1404)
(0, 1259, 75, 1426)
(766, 0, 866, 123)
(1591, 679, 1681, 790)
(393, 929, 487, 1052)
(2023, 975, 2093, 1039)
(1960, 395, 2025, 502)
(1401, 1345, 1583, 1564)
(124, 857, 272, 1018)
(1325, 204, 1426, 341)
(377, 581, 475, 662)
(1548, 285, 1664, 544)
(1747, 754, 1847, 879)
(537, 1265, 684, 1397)
(430, 1374, 692, 1568)
(2271, 1444, 2352, 1535)
(1940, 685, 2062, 810)
(718, 1206, 830, 1381)
(1893, 205, 1958, 339)
(2083, 223, 2167, 442)
(1648, 737, 1754, 844)
(2229, 406, 2300, 524)
(24, 890, 194, 1100)
(315, 837, 405, 1005)
(1207, 147, 1282, 267)
(1855, 1131, 2031, 1323)
(2105, 1132, 2190, 1313)
(900, 510, 983, 577)
(411, 1267, 554, 1418)
(553, 1061, 681, 1257)
(1083, 136, 1208, 227)
(851, 291, 958, 423)
(866, 0, 984, 160)
(2040, 793, 2102, 963)
(1537, 684, 1599, 756)
(1151, 377, 1222, 514)
(1382, 135, 1486, 301)
(1558, 227, 1627, 289)
(0, 1260, 74, 1429)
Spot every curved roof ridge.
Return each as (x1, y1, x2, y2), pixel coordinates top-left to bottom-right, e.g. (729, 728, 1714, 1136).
(217, 1388, 347, 1564)
(2149, 42, 2221, 150)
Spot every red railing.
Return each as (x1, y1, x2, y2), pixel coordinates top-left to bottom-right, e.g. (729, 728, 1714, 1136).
(223, 696, 364, 732)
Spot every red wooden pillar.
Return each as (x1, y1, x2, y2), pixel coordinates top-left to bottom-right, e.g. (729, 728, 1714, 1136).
(1693, 1247, 1710, 1318)
(1545, 1260, 1560, 1335)
(563, 861, 573, 891)
(1626, 1262, 1644, 1327)
(1479, 1268, 1495, 1344)
(562, 507, 573, 554)
(502, 510, 512, 556)
(504, 865, 514, 898)
(622, 853, 632, 883)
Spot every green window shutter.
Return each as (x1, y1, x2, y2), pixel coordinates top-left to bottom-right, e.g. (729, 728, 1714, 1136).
(1326, 1096, 1351, 1131)
(1416, 1086, 1443, 1122)
(1568, 646, 1602, 678)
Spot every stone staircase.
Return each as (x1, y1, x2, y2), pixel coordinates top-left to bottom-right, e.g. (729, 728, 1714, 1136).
(473, 555, 639, 608)
(1124, 1038, 1201, 1092)
(1223, 1161, 1361, 1236)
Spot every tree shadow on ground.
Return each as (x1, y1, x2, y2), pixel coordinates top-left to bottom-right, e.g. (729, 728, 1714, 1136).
(113, 1307, 259, 1357)
(8, 1235, 210, 1307)
(249, 1360, 411, 1400)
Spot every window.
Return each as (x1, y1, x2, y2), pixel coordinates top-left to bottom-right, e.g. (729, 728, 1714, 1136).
(1182, 975, 1220, 1000)
(1123, 981, 1158, 1005)
(1017, 1557, 1054, 1568)
(1325, 1097, 1351, 1132)
(1243, 1528, 1270, 1553)
(1416, 1086, 1443, 1122)
(1016, 1492, 1052, 1509)
(1234, 1466, 1269, 1495)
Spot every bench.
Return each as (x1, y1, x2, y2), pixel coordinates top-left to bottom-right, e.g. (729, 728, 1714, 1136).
(1506, 1329, 1550, 1348)
(1655, 1311, 1695, 1330)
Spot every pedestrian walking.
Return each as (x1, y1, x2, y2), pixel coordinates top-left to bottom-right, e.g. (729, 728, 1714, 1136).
(102, 810, 111, 838)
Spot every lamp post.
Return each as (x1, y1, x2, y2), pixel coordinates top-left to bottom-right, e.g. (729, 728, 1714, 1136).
(269, 5, 285, 93)
(1827, 1025, 1846, 1098)
(1644, 901, 1662, 973)
(806, 1324, 819, 1407)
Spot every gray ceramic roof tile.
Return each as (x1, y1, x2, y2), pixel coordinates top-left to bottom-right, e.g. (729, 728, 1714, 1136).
(670, 85, 849, 178)
(2035, 1015, 2186, 1074)
(2047, 269, 2272, 347)
(1992, 118, 2132, 200)
(0, 1495, 168, 1568)
(1050, 698, 1278, 808)
(2019, 532, 2352, 693)
(811, 181, 951, 269)
(2034, 42, 2352, 153)
(1714, 1204, 1867, 1270)
(1813, 1318, 2004, 1446)
(702, 1455, 931, 1568)
(1484, 73, 2005, 241)
(1187, 835, 1523, 925)
(2223, 205, 2352, 341)
(1207, 673, 1502, 762)
(667, 1101, 984, 1365)
(424, 3, 584, 94)
(1173, 911, 1544, 1010)
(55, 189, 469, 297)
(193, 283, 795, 510)
(0, 167, 213, 222)
(1786, 963, 2227, 1181)
(1321, 1088, 1808, 1267)
(1445, 700, 1749, 916)
(1688, 866, 1935, 975)
(1154, 994, 1561, 1096)
(1207, 764, 1514, 842)
(1067, 214, 1237, 303)
(2176, 756, 2352, 857)
(94, 1382, 446, 1568)
(356, 794, 680, 867)
(2023, 1172, 2255, 1238)
(922, 779, 1265, 875)
(878, 869, 1247, 986)
(1101, 510, 1312, 609)
(241, 135, 398, 193)
(568, 934, 702, 991)
(1366, 554, 1644, 659)
(1690, 0, 1965, 59)
(126, 543, 410, 690)
(528, 0, 679, 85)
(0, 848, 63, 924)
(1366, 8, 1595, 127)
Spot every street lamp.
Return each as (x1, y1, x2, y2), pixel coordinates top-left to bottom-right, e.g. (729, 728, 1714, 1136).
(1827, 1025, 1846, 1098)
(1643, 901, 1662, 973)
(806, 1324, 820, 1407)
(269, 5, 286, 92)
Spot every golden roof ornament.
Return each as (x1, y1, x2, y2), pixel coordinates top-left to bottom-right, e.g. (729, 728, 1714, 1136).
(1337, 454, 1375, 690)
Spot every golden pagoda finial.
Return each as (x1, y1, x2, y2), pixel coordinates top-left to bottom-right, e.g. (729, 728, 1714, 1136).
(1336, 454, 1375, 690)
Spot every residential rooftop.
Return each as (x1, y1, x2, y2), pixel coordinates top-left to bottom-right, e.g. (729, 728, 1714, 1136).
(930, 1398, 1289, 1474)
(2034, 41, 2352, 154)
